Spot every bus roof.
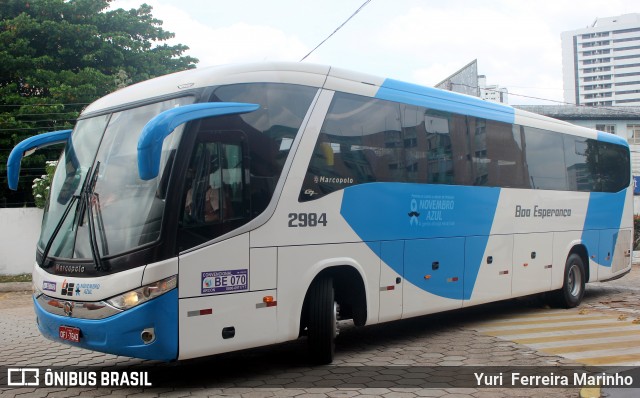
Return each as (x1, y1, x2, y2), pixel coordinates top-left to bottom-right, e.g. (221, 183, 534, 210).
(80, 62, 628, 147)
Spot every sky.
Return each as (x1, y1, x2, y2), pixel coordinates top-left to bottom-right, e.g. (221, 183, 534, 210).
(110, 0, 639, 105)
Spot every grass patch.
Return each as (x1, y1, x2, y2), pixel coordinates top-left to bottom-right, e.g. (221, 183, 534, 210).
(0, 273, 32, 283)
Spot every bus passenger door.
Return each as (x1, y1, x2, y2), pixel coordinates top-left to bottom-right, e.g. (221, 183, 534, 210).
(176, 130, 278, 359)
(379, 241, 403, 322)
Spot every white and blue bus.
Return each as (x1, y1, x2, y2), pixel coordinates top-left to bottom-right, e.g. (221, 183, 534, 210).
(7, 63, 633, 364)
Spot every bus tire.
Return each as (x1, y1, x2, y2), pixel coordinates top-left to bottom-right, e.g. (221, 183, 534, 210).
(307, 276, 337, 364)
(553, 253, 586, 308)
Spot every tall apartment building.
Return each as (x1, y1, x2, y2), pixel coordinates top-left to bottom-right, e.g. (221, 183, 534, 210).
(478, 75, 508, 104)
(562, 13, 640, 106)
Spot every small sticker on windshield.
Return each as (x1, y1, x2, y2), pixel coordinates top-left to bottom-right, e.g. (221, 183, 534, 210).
(201, 269, 248, 294)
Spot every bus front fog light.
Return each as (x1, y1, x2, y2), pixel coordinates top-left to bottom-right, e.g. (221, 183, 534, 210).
(141, 328, 155, 344)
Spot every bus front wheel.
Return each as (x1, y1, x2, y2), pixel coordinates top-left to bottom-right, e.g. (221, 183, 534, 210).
(307, 276, 337, 364)
(553, 253, 586, 308)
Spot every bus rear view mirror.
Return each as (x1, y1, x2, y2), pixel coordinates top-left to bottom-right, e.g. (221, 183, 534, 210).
(6, 129, 72, 190)
(137, 102, 259, 180)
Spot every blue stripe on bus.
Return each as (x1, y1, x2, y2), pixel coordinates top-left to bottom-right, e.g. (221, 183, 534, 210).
(340, 183, 500, 300)
(581, 190, 627, 267)
(34, 289, 178, 361)
(375, 79, 516, 125)
(597, 131, 629, 147)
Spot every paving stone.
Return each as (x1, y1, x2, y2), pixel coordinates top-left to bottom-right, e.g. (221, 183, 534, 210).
(380, 392, 419, 398)
(413, 390, 447, 397)
(6, 265, 640, 397)
(470, 391, 506, 398)
(325, 391, 360, 398)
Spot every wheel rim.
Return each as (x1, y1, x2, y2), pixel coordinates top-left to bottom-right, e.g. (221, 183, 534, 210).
(568, 263, 582, 297)
(333, 301, 339, 338)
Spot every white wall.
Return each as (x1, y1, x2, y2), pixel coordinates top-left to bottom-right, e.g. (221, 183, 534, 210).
(0, 208, 42, 275)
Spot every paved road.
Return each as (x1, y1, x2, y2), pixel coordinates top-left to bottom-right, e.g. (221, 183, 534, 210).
(2, 266, 640, 398)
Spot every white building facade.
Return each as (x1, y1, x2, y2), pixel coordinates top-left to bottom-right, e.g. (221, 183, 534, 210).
(562, 13, 640, 106)
(478, 75, 508, 104)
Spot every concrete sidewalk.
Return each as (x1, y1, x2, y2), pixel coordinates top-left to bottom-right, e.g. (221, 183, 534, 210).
(0, 281, 31, 292)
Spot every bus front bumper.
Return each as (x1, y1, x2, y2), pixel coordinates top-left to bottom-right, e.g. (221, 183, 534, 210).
(34, 289, 178, 361)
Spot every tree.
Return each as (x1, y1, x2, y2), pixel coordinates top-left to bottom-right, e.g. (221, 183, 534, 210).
(0, 0, 198, 207)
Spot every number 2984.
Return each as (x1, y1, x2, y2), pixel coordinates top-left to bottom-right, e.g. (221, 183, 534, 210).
(288, 213, 327, 227)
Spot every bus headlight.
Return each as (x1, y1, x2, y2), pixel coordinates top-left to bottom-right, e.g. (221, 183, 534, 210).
(107, 275, 177, 310)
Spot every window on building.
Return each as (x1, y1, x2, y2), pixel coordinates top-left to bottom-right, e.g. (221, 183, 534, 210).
(628, 124, 640, 144)
(616, 89, 640, 95)
(596, 124, 616, 134)
(585, 101, 613, 106)
(585, 92, 612, 99)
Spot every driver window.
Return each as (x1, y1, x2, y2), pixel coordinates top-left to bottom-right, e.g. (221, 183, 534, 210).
(185, 142, 219, 223)
(184, 141, 240, 225)
(178, 131, 250, 251)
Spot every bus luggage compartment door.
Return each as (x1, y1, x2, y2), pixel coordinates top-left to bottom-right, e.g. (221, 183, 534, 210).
(379, 240, 403, 323)
(600, 229, 632, 275)
(512, 233, 553, 296)
(178, 289, 277, 360)
(464, 235, 513, 306)
(402, 237, 464, 318)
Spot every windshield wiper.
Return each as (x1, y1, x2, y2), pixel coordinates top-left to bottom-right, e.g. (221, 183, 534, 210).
(39, 162, 110, 272)
(40, 164, 95, 268)
(92, 193, 109, 255)
(40, 195, 78, 268)
(83, 162, 109, 272)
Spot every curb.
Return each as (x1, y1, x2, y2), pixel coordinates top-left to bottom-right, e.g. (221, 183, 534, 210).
(0, 282, 32, 292)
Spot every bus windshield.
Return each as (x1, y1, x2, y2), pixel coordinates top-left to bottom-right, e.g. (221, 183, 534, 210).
(39, 97, 193, 262)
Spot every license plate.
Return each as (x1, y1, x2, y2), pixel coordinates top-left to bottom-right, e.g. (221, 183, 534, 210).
(59, 325, 80, 342)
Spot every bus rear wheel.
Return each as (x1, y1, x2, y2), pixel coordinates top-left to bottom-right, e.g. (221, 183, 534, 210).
(553, 253, 586, 308)
(307, 276, 337, 364)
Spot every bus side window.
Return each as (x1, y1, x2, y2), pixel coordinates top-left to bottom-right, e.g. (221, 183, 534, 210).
(183, 141, 224, 225)
(598, 142, 630, 192)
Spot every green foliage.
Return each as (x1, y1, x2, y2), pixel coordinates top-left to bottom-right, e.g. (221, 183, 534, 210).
(32, 160, 57, 209)
(0, 0, 198, 207)
(0, 273, 32, 282)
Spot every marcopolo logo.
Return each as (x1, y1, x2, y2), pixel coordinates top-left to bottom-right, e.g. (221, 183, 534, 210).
(313, 175, 354, 185)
